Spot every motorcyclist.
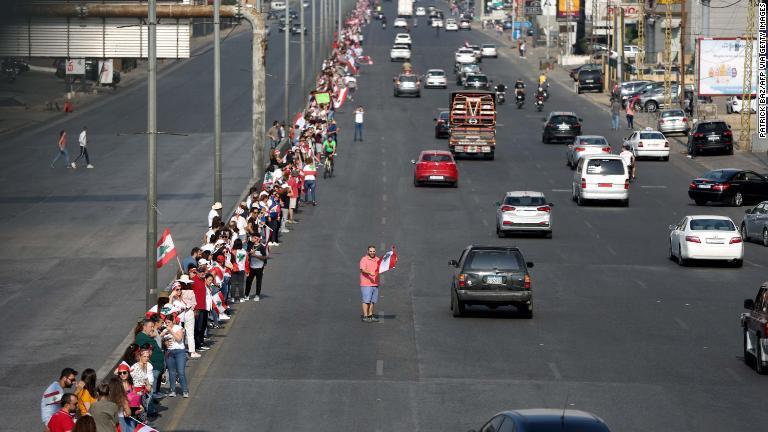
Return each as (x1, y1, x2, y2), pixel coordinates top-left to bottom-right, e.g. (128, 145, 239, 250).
(495, 82, 506, 93)
(381, 15, 387, 29)
(535, 85, 546, 100)
(514, 79, 525, 100)
(620, 144, 636, 181)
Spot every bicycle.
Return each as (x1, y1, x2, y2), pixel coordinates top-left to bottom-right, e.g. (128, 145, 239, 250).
(323, 153, 335, 178)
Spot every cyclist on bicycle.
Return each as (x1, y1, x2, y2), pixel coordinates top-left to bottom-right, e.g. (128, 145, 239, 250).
(323, 135, 337, 165)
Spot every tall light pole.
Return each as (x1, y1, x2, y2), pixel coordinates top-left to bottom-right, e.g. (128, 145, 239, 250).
(337, 0, 342, 40)
(284, 0, 290, 126)
(213, 0, 222, 204)
(312, 0, 317, 79)
(146, 0, 158, 311)
(545, 0, 551, 60)
(301, 0, 306, 100)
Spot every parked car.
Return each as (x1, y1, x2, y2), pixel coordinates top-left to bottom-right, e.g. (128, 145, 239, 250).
(686, 120, 733, 156)
(669, 215, 743, 267)
(434, 110, 451, 138)
(726, 95, 757, 114)
(471, 410, 611, 432)
(618, 80, 651, 106)
(542, 111, 582, 144)
(572, 155, 630, 206)
(657, 109, 689, 135)
(688, 169, 768, 206)
(577, 69, 603, 94)
(495, 191, 553, 238)
(637, 85, 681, 112)
(569, 63, 601, 81)
(741, 283, 768, 373)
(393, 73, 420, 97)
(741, 201, 768, 246)
(448, 245, 535, 318)
(566, 135, 611, 168)
(412, 150, 458, 187)
(623, 127, 670, 161)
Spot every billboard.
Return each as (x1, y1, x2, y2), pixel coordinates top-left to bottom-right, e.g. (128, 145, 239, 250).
(557, 0, 581, 20)
(697, 38, 758, 96)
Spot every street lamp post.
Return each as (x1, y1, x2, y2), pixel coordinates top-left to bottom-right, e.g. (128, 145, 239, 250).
(213, 0, 222, 204)
(301, 0, 306, 100)
(284, 0, 290, 126)
(146, 0, 158, 311)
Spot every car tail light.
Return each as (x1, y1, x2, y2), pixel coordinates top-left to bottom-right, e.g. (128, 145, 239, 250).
(523, 274, 531, 289)
(574, 123, 581, 129)
(574, 147, 585, 152)
(536, 206, 551, 212)
(437, 120, 444, 124)
(685, 235, 701, 243)
(581, 178, 587, 188)
(602, 146, 611, 153)
(637, 141, 644, 148)
(712, 183, 730, 191)
(500, 205, 515, 212)
(664, 141, 669, 147)
(682, 118, 688, 123)
(395, 81, 400, 85)
(693, 132, 704, 138)
(624, 180, 630, 190)
(730, 237, 743, 244)
(458, 274, 466, 287)
(723, 130, 733, 137)
(689, 182, 698, 189)
(659, 119, 665, 124)
(546, 123, 554, 128)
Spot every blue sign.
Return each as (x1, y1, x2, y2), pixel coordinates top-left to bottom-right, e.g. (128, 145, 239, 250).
(513, 29, 521, 40)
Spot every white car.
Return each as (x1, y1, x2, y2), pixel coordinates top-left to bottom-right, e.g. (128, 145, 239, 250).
(415, 6, 426, 16)
(394, 33, 412, 45)
(432, 18, 444, 27)
(481, 43, 497, 58)
(390, 44, 411, 61)
(669, 215, 743, 266)
(394, 18, 408, 28)
(455, 48, 476, 64)
(572, 155, 629, 206)
(623, 127, 670, 160)
(726, 95, 757, 114)
(496, 191, 553, 238)
(459, 19, 471, 30)
(565, 135, 611, 168)
(424, 69, 447, 88)
(445, 19, 459, 31)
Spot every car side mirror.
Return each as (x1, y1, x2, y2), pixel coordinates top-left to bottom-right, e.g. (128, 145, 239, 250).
(448, 259, 458, 267)
(745, 209, 752, 214)
(433, 118, 438, 121)
(526, 262, 534, 268)
(727, 124, 732, 129)
(668, 224, 677, 230)
(542, 117, 547, 122)
(744, 299, 755, 309)
(411, 159, 416, 164)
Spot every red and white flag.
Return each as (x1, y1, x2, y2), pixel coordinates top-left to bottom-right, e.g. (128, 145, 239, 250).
(134, 422, 158, 432)
(378, 246, 398, 273)
(212, 291, 227, 314)
(156, 228, 176, 268)
(334, 87, 349, 109)
(234, 249, 248, 272)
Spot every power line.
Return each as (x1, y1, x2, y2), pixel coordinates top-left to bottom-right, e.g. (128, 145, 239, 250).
(709, 0, 744, 8)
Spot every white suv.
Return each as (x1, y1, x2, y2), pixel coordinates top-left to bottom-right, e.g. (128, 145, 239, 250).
(726, 95, 757, 114)
(394, 33, 412, 45)
(572, 155, 630, 206)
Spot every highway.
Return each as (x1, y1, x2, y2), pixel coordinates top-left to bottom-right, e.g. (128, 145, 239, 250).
(3, 2, 767, 431)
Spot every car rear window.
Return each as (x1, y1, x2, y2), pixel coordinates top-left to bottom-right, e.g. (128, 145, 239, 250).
(550, 115, 578, 124)
(466, 75, 488, 83)
(662, 110, 685, 118)
(465, 251, 523, 271)
(640, 132, 665, 139)
(697, 122, 728, 133)
(504, 196, 547, 206)
(689, 219, 736, 231)
(429, 70, 445, 76)
(577, 137, 607, 146)
(439, 112, 449, 120)
(482, 44, 495, 48)
(586, 159, 625, 175)
(400, 75, 417, 82)
(422, 154, 452, 162)
(702, 170, 736, 181)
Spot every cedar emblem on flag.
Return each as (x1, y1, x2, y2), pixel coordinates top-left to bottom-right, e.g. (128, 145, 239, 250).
(378, 246, 398, 273)
(212, 291, 227, 314)
(156, 228, 177, 268)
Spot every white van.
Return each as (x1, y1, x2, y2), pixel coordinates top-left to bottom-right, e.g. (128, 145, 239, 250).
(572, 155, 629, 206)
(271, 1, 286, 11)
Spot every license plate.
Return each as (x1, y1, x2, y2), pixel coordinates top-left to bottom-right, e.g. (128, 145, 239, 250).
(698, 184, 711, 189)
(708, 136, 719, 141)
(706, 239, 725, 244)
(454, 146, 464, 152)
(485, 276, 503, 284)
(585, 79, 594, 83)
(598, 183, 612, 187)
(466, 146, 477, 152)
(559, 125, 569, 130)
(429, 175, 444, 180)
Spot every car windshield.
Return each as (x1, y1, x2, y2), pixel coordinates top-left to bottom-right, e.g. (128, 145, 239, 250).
(458, 49, 474, 54)
(422, 154, 452, 162)
(393, 45, 409, 49)
(504, 196, 547, 206)
(465, 251, 523, 271)
(466, 75, 488, 83)
(689, 219, 736, 231)
(586, 159, 625, 175)
(662, 110, 685, 118)
(640, 132, 665, 139)
(439, 112, 449, 120)
(702, 170, 736, 181)
(482, 44, 495, 48)
(550, 115, 578, 124)
(577, 137, 607, 146)
(697, 122, 728, 133)
(399, 75, 417, 82)
(429, 70, 445, 76)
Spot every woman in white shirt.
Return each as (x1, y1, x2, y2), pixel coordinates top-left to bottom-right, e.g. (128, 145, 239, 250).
(161, 314, 189, 398)
(129, 349, 154, 413)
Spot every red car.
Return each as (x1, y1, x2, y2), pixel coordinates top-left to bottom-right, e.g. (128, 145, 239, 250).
(412, 150, 459, 187)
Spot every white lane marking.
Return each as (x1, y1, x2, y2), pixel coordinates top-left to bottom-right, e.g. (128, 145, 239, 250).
(382, 194, 388, 202)
(606, 245, 617, 256)
(725, 367, 744, 383)
(674, 317, 689, 330)
(482, 219, 490, 227)
(381, 217, 387, 225)
(376, 360, 384, 376)
(635, 280, 648, 290)
(640, 185, 668, 189)
(746, 259, 766, 268)
(535, 163, 542, 169)
(584, 220, 594, 229)
(551, 189, 571, 192)
(382, 160, 386, 167)
(548, 362, 562, 380)
(473, 195, 480, 203)
(382, 175, 387, 183)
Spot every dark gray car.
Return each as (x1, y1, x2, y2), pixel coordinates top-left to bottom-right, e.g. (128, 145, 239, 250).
(741, 201, 768, 246)
(449, 245, 534, 318)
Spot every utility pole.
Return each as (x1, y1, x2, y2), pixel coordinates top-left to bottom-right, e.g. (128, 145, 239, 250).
(301, 0, 306, 101)
(312, 0, 317, 79)
(337, 0, 342, 39)
(213, 0, 222, 204)
(146, 0, 158, 311)
(701, 0, 710, 37)
(545, 0, 550, 60)
(679, 0, 686, 110)
(616, 7, 624, 87)
(284, 0, 290, 127)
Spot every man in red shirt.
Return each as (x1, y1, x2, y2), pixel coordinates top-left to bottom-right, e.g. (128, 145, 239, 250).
(359, 245, 380, 323)
(191, 267, 210, 351)
(47, 393, 76, 432)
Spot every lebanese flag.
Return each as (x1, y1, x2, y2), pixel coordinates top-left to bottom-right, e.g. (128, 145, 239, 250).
(212, 291, 227, 314)
(345, 58, 358, 75)
(134, 422, 158, 432)
(334, 87, 349, 109)
(156, 228, 176, 268)
(292, 111, 305, 136)
(378, 246, 398, 273)
(234, 249, 248, 272)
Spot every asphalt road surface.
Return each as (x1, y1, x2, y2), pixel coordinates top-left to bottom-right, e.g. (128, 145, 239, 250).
(0, 11, 321, 431)
(5, 2, 768, 431)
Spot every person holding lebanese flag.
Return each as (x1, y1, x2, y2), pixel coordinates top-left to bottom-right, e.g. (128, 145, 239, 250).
(358, 245, 397, 323)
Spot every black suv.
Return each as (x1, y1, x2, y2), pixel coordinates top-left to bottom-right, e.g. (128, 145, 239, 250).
(687, 120, 734, 156)
(741, 282, 768, 374)
(577, 69, 603, 94)
(542, 111, 582, 144)
(434, 110, 450, 139)
(449, 245, 535, 318)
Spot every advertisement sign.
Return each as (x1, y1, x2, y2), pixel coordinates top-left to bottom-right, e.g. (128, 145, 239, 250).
(606, 3, 642, 18)
(525, 0, 543, 15)
(98, 60, 113, 85)
(557, 0, 581, 20)
(697, 38, 758, 96)
(65, 58, 85, 75)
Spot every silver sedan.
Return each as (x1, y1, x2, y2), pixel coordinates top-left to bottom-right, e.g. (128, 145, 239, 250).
(741, 201, 768, 246)
(657, 109, 689, 135)
(565, 135, 612, 169)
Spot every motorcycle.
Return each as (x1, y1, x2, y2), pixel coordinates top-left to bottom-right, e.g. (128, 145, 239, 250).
(535, 95, 544, 111)
(495, 91, 505, 105)
(2, 59, 18, 83)
(515, 93, 524, 109)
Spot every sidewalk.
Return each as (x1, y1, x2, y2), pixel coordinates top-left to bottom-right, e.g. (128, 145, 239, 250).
(0, 26, 247, 137)
(476, 26, 768, 173)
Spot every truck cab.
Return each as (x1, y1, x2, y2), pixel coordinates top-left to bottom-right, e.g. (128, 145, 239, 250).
(449, 91, 496, 160)
(741, 283, 768, 374)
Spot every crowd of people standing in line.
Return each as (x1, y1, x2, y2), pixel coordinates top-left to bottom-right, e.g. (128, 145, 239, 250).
(40, 1, 372, 431)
